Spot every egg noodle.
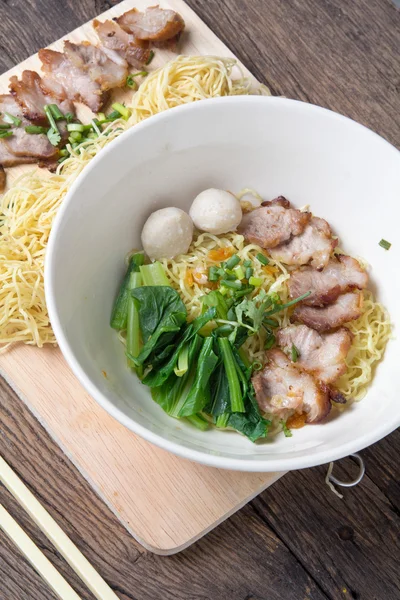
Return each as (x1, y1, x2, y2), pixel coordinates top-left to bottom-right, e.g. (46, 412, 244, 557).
(160, 230, 391, 402)
(0, 56, 258, 352)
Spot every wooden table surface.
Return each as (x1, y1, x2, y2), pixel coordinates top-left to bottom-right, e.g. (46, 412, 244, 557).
(0, 0, 399, 598)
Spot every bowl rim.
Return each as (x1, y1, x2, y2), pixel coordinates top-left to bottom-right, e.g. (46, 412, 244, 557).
(45, 95, 400, 472)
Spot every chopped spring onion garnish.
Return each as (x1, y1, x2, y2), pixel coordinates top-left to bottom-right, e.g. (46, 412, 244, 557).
(379, 238, 391, 250)
(263, 317, 279, 328)
(126, 71, 148, 88)
(48, 104, 64, 121)
(0, 123, 11, 129)
(67, 123, 91, 133)
(249, 276, 262, 287)
(146, 50, 155, 65)
(291, 343, 300, 362)
(281, 420, 293, 437)
(97, 112, 106, 121)
(44, 105, 61, 146)
(106, 109, 121, 121)
(208, 266, 220, 281)
(91, 119, 102, 136)
(3, 112, 21, 126)
(220, 279, 242, 290)
(68, 131, 82, 142)
(233, 265, 245, 280)
(252, 361, 263, 371)
(256, 252, 269, 265)
(59, 149, 69, 157)
(245, 266, 253, 280)
(243, 259, 252, 268)
(264, 332, 275, 349)
(0, 130, 13, 139)
(225, 254, 240, 269)
(64, 112, 75, 123)
(25, 125, 47, 134)
(112, 102, 131, 120)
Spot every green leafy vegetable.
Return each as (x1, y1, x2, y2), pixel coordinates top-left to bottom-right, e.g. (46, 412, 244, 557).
(126, 271, 143, 372)
(218, 337, 245, 413)
(201, 290, 228, 320)
(280, 420, 293, 437)
(110, 253, 145, 330)
(25, 125, 47, 134)
(4, 112, 21, 126)
(0, 130, 13, 139)
(140, 262, 170, 286)
(228, 389, 271, 442)
(146, 50, 155, 65)
(291, 343, 299, 362)
(178, 337, 218, 417)
(256, 252, 269, 265)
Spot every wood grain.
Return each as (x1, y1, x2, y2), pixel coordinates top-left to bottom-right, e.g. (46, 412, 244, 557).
(0, 0, 399, 598)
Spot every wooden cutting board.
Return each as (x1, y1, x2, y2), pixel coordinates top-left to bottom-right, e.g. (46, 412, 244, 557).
(0, 0, 283, 555)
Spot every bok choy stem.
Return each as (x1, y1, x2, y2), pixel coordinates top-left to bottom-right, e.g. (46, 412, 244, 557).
(127, 272, 142, 374)
(217, 337, 245, 413)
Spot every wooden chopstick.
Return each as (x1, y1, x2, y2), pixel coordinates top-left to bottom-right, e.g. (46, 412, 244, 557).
(0, 503, 82, 600)
(0, 456, 119, 600)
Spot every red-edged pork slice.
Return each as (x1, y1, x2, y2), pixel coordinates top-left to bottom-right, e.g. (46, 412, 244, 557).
(252, 348, 331, 423)
(116, 6, 185, 42)
(288, 255, 368, 307)
(63, 41, 128, 91)
(238, 198, 310, 249)
(39, 48, 108, 112)
(0, 95, 58, 164)
(9, 70, 74, 125)
(277, 324, 352, 384)
(93, 19, 151, 67)
(269, 216, 337, 270)
(292, 292, 363, 332)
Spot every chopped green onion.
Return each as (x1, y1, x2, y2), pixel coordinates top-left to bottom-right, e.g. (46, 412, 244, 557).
(256, 252, 269, 265)
(245, 266, 253, 280)
(59, 149, 69, 157)
(126, 71, 147, 88)
(58, 155, 69, 163)
(91, 119, 102, 136)
(4, 112, 21, 126)
(264, 291, 312, 316)
(48, 104, 64, 121)
(233, 265, 245, 280)
(252, 361, 263, 371)
(0, 124, 11, 130)
(208, 266, 220, 281)
(67, 123, 91, 132)
(243, 259, 252, 268)
(106, 109, 121, 121)
(264, 332, 276, 349)
(379, 238, 391, 250)
(249, 276, 262, 287)
(220, 279, 242, 290)
(225, 254, 240, 270)
(112, 102, 131, 120)
(291, 344, 300, 362)
(146, 50, 155, 65)
(68, 131, 82, 142)
(0, 130, 13, 139)
(25, 125, 47, 134)
(281, 420, 293, 437)
(263, 317, 279, 328)
(97, 112, 106, 121)
(64, 112, 75, 123)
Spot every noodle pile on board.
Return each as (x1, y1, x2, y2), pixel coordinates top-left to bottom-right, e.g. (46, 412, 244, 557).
(0, 56, 256, 352)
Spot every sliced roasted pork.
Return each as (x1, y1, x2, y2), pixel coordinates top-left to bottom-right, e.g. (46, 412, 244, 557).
(269, 216, 337, 270)
(0, 95, 58, 164)
(252, 349, 331, 423)
(238, 197, 310, 249)
(288, 255, 368, 307)
(293, 292, 363, 332)
(277, 324, 352, 384)
(93, 19, 151, 67)
(116, 6, 185, 42)
(39, 48, 108, 112)
(9, 71, 74, 125)
(63, 41, 128, 91)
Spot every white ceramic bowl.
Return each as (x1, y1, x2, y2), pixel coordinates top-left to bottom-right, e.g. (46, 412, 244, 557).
(45, 96, 400, 472)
